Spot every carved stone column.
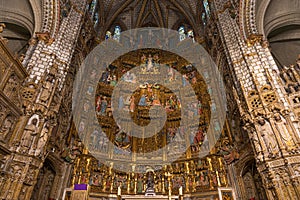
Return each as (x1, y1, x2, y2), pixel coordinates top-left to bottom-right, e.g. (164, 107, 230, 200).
(0, 0, 88, 199)
(212, 0, 300, 199)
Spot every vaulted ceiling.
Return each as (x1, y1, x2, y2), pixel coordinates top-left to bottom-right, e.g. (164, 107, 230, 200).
(95, 0, 204, 37)
(256, 0, 300, 66)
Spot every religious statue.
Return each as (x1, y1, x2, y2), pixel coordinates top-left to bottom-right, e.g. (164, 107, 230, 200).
(89, 129, 99, 150)
(152, 94, 161, 106)
(78, 121, 85, 136)
(105, 31, 112, 40)
(21, 117, 39, 153)
(167, 67, 175, 82)
(114, 131, 131, 151)
(96, 96, 101, 113)
(273, 112, 296, 151)
(138, 95, 147, 106)
(249, 130, 263, 162)
(187, 30, 195, 43)
(182, 74, 188, 87)
(123, 71, 137, 83)
(86, 86, 94, 95)
(146, 54, 154, 72)
(100, 97, 108, 115)
(39, 64, 57, 103)
(35, 122, 50, 157)
(257, 116, 279, 157)
(0, 115, 14, 138)
(113, 26, 121, 42)
(118, 96, 124, 110)
(100, 69, 110, 84)
(145, 171, 155, 195)
(137, 174, 143, 193)
(129, 96, 135, 112)
(110, 75, 117, 86)
(178, 26, 186, 41)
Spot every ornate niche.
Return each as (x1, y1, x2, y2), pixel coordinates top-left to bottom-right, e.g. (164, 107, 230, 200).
(31, 160, 56, 200)
(240, 160, 267, 200)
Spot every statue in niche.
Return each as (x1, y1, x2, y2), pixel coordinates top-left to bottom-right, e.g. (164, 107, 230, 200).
(86, 86, 94, 95)
(96, 96, 101, 113)
(101, 133, 109, 152)
(182, 74, 188, 87)
(35, 122, 50, 157)
(138, 94, 147, 106)
(273, 112, 295, 150)
(218, 138, 240, 164)
(137, 174, 144, 193)
(105, 31, 112, 40)
(100, 69, 110, 84)
(21, 117, 39, 153)
(83, 101, 90, 112)
(141, 54, 147, 63)
(39, 64, 57, 103)
(113, 26, 121, 42)
(187, 30, 195, 43)
(110, 75, 117, 86)
(114, 131, 131, 150)
(167, 67, 176, 82)
(100, 97, 108, 115)
(194, 129, 205, 144)
(257, 116, 279, 157)
(123, 71, 136, 83)
(178, 26, 186, 41)
(0, 105, 6, 122)
(118, 96, 124, 110)
(18, 185, 29, 200)
(78, 121, 85, 137)
(123, 96, 130, 111)
(146, 171, 155, 193)
(140, 54, 159, 74)
(152, 94, 161, 106)
(146, 54, 154, 71)
(249, 130, 263, 161)
(0, 115, 14, 138)
(129, 96, 135, 112)
(90, 69, 97, 80)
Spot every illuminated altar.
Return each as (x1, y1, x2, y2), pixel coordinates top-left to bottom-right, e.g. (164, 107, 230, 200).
(68, 49, 237, 200)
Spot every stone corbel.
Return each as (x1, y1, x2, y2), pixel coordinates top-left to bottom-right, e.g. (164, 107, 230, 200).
(35, 32, 55, 45)
(246, 34, 263, 47)
(0, 23, 8, 43)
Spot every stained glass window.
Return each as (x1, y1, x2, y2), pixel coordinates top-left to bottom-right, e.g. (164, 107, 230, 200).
(202, 12, 206, 25)
(113, 26, 121, 42)
(178, 26, 186, 41)
(203, 0, 210, 18)
(89, 0, 97, 17)
(93, 12, 99, 27)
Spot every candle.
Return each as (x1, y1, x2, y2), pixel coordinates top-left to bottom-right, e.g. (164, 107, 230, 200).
(179, 186, 183, 195)
(118, 186, 121, 196)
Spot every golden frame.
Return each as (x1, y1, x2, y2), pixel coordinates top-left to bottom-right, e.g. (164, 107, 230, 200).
(218, 187, 236, 200)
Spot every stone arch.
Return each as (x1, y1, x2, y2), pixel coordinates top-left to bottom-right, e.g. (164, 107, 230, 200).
(31, 154, 65, 200)
(29, 0, 43, 34)
(0, 0, 35, 54)
(255, 0, 300, 66)
(240, 159, 267, 200)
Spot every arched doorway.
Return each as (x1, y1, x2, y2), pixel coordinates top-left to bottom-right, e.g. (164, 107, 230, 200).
(31, 160, 56, 200)
(241, 160, 267, 200)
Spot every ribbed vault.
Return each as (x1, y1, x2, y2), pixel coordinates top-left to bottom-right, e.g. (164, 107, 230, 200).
(95, 0, 204, 38)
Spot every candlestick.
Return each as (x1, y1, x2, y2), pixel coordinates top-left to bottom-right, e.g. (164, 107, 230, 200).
(118, 186, 121, 196)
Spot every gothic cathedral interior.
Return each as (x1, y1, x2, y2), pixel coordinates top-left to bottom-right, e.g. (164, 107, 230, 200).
(0, 0, 300, 200)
